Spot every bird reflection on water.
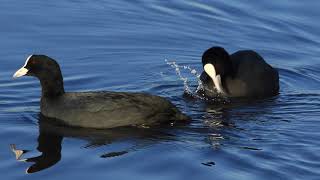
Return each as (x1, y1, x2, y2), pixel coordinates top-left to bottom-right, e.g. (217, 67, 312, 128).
(10, 114, 182, 174)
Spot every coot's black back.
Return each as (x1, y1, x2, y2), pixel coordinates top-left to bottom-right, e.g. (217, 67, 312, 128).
(230, 50, 279, 98)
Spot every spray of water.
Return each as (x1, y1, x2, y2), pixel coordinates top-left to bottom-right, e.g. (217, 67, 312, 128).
(165, 59, 229, 103)
(165, 59, 193, 94)
(165, 59, 208, 99)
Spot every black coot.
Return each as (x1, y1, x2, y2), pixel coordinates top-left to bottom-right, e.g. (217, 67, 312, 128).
(200, 47, 279, 98)
(13, 55, 189, 129)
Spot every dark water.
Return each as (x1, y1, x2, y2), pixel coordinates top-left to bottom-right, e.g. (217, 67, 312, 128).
(1, 0, 320, 179)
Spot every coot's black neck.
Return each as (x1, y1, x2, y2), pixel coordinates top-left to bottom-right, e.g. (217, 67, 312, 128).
(39, 74, 65, 98)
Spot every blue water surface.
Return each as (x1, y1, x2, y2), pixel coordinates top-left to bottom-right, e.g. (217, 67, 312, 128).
(0, 0, 320, 179)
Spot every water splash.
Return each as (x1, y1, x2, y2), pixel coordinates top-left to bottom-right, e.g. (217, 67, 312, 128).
(165, 59, 202, 95)
(165, 60, 191, 94)
(165, 59, 229, 103)
(165, 59, 208, 98)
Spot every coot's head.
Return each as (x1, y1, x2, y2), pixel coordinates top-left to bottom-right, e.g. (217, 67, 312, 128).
(202, 47, 233, 94)
(13, 55, 65, 97)
(13, 55, 62, 80)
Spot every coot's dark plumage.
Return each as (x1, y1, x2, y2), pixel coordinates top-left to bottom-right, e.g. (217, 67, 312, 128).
(13, 55, 189, 129)
(199, 47, 279, 98)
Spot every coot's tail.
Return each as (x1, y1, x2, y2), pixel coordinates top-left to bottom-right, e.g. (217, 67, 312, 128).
(172, 107, 190, 121)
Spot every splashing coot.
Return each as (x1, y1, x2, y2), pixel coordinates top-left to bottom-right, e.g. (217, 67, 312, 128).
(200, 47, 279, 98)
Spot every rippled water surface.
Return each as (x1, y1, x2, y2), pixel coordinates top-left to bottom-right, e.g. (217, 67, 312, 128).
(1, 1, 320, 179)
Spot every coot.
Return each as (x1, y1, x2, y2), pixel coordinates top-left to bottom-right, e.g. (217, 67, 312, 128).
(13, 55, 189, 129)
(199, 47, 279, 98)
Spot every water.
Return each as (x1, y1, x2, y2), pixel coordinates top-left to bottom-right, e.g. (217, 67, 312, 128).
(1, 0, 320, 179)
